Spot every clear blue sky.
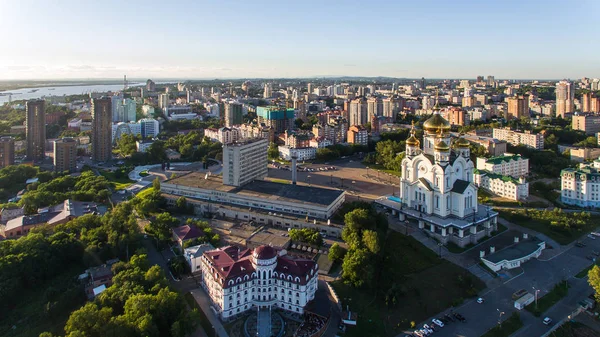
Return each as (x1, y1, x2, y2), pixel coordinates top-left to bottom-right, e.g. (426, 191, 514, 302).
(1, 0, 598, 80)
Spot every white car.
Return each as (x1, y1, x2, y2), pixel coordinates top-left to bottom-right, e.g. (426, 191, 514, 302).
(423, 324, 434, 334)
(432, 318, 444, 327)
(419, 329, 430, 336)
(592, 232, 600, 237)
(477, 297, 484, 304)
(543, 317, 552, 325)
(588, 234, 596, 240)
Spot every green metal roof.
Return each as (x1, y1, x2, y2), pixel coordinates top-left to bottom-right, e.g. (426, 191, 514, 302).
(484, 154, 523, 165)
(476, 169, 520, 184)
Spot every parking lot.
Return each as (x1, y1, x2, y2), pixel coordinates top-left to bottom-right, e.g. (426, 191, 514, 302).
(267, 159, 397, 201)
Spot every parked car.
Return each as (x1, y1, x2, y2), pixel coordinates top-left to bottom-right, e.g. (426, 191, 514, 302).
(477, 297, 484, 304)
(439, 317, 449, 325)
(444, 314, 455, 322)
(576, 242, 586, 247)
(423, 324, 433, 334)
(588, 234, 596, 240)
(592, 232, 600, 237)
(543, 317, 552, 325)
(432, 318, 444, 327)
(453, 313, 466, 322)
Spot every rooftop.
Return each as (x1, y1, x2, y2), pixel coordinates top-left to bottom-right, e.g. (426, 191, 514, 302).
(484, 153, 523, 165)
(483, 239, 545, 264)
(164, 172, 344, 208)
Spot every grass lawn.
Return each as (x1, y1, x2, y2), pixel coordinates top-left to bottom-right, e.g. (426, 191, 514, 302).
(0, 266, 86, 337)
(139, 170, 149, 177)
(525, 281, 569, 317)
(98, 169, 135, 190)
(445, 223, 508, 254)
(480, 312, 523, 337)
(135, 187, 155, 199)
(551, 321, 599, 337)
(498, 210, 599, 245)
(184, 292, 216, 337)
(362, 163, 401, 177)
(576, 261, 599, 278)
(267, 178, 290, 184)
(331, 232, 484, 337)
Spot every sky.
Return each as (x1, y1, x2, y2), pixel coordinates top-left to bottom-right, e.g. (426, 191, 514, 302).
(0, 0, 599, 80)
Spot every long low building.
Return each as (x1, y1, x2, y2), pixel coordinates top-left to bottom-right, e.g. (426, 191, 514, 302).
(473, 169, 529, 201)
(481, 235, 545, 272)
(161, 172, 345, 221)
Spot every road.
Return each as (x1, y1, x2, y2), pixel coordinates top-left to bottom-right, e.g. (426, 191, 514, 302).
(408, 235, 599, 337)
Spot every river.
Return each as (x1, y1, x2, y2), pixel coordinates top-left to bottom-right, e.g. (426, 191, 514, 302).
(0, 82, 144, 104)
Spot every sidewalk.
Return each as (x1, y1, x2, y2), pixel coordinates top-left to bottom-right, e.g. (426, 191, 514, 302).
(190, 288, 230, 337)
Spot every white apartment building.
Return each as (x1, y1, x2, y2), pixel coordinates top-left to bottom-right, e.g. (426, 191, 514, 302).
(166, 105, 197, 120)
(561, 160, 600, 208)
(492, 128, 544, 150)
(222, 138, 269, 187)
(476, 154, 529, 178)
(136, 140, 154, 152)
(200, 245, 318, 319)
(111, 118, 160, 143)
(204, 127, 240, 144)
(278, 146, 316, 161)
(474, 170, 529, 201)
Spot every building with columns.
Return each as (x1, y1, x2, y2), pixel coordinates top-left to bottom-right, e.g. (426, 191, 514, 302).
(200, 245, 318, 320)
(376, 112, 498, 248)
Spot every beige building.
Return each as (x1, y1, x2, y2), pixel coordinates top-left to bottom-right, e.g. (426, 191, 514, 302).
(222, 138, 268, 187)
(348, 97, 368, 126)
(506, 96, 528, 120)
(91, 97, 112, 162)
(26, 99, 46, 161)
(53, 138, 77, 172)
(492, 128, 544, 150)
(556, 80, 574, 118)
(570, 148, 600, 163)
(347, 125, 368, 145)
(476, 153, 529, 178)
(0, 136, 15, 168)
(572, 114, 600, 135)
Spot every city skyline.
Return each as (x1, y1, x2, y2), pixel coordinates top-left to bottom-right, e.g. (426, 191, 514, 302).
(1, 0, 599, 80)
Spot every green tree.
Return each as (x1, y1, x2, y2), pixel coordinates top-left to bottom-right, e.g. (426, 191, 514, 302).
(117, 134, 138, 157)
(341, 248, 374, 288)
(267, 142, 279, 160)
(328, 242, 346, 262)
(64, 302, 113, 337)
(589, 265, 600, 302)
(362, 230, 380, 254)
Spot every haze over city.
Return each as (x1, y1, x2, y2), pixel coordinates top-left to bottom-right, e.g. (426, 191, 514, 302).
(1, 0, 599, 80)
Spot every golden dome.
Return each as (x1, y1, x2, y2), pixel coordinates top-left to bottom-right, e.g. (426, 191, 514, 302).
(406, 135, 420, 146)
(455, 137, 470, 148)
(434, 140, 450, 151)
(423, 113, 451, 133)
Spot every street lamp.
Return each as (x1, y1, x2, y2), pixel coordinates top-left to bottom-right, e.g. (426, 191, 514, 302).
(533, 287, 540, 309)
(497, 309, 505, 328)
(366, 166, 369, 178)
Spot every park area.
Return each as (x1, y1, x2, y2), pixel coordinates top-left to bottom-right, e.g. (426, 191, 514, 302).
(497, 209, 599, 245)
(331, 232, 484, 337)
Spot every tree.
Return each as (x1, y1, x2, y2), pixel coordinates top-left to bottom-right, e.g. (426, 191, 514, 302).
(589, 265, 600, 302)
(342, 248, 374, 288)
(64, 303, 113, 337)
(268, 142, 279, 160)
(362, 230, 380, 254)
(117, 134, 138, 157)
(328, 243, 346, 262)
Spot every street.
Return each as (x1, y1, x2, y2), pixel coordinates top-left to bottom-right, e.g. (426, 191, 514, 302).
(412, 235, 598, 337)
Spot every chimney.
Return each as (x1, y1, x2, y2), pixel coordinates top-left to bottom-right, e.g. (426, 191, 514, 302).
(523, 233, 528, 239)
(490, 246, 495, 253)
(514, 236, 520, 243)
(291, 154, 298, 185)
(480, 250, 485, 258)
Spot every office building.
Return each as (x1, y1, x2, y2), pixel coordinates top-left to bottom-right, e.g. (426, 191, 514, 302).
(263, 83, 273, 98)
(26, 99, 46, 161)
(225, 102, 243, 127)
(474, 170, 528, 201)
(347, 125, 368, 145)
(507, 96, 528, 120)
(278, 146, 316, 161)
(53, 138, 77, 172)
(112, 98, 136, 123)
(556, 80, 574, 118)
(91, 97, 112, 162)
(381, 118, 498, 248)
(159, 93, 169, 109)
(0, 137, 15, 168)
(492, 128, 544, 150)
(199, 245, 318, 319)
(572, 114, 600, 135)
(561, 160, 600, 208)
(222, 138, 268, 187)
(256, 106, 295, 134)
(476, 154, 529, 178)
(146, 79, 156, 92)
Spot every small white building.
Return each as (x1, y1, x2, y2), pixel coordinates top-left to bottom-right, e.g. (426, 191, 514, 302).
(278, 146, 316, 161)
(184, 243, 214, 275)
(473, 169, 529, 201)
(481, 235, 545, 272)
(136, 140, 154, 152)
(200, 245, 318, 319)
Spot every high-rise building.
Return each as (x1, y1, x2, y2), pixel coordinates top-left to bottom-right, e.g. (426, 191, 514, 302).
(507, 95, 528, 120)
(53, 138, 77, 172)
(307, 83, 313, 95)
(256, 106, 295, 134)
(487, 76, 495, 86)
(366, 97, 383, 118)
(222, 138, 268, 187)
(158, 93, 169, 109)
(348, 97, 368, 126)
(263, 83, 273, 98)
(0, 136, 15, 168)
(224, 102, 243, 127)
(421, 77, 426, 89)
(112, 97, 137, 122)
(26, 99, 46, 161)
(556, 80, 574, 118)
(91, 97, 112, 162)
(582, 92, 592, 113)
(146, 79, 156, 91)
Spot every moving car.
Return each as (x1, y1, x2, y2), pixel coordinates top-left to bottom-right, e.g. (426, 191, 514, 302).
(432, 318, 444, 327)
(477, 297, 484, 304)
(543, 317, 552, 325)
